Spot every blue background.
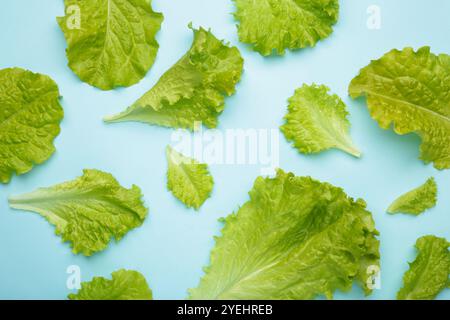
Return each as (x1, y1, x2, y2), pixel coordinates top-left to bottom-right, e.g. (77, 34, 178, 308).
(0, 0, 449, 300)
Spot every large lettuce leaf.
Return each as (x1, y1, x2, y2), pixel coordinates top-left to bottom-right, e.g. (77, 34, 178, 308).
(397, 235, 450, 300)
(349, 47, 450, 169)
(233, 0, 339, 56)
(69, 269, 152, 300)
(281, 84, 361, 157)
(104, 26, 244, 130)
(387, 178, 437, 215)
(189, 169, 380, 300)
(9, 169, 148, 256)
(0, 68, 63, 184)
(166, 146, 214, 210)
(57, 0, 163, 90)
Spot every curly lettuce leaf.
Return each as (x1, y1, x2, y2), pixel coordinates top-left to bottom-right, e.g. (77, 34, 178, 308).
(387, 178, 438, 215)
(0, 67, 63, 184)
(57, 0, 163, 90)
(104, 26, 244, 130)
(69, 269, 152, 300)
(188, 169, 380, 300)
(349, 47, 450, 169)
(9, 169, 148, 256)
(281, 84, 361, 157)
(397, 235, 450, 300)
(233, 0, 339, 56)
(166, 146, 214, 210)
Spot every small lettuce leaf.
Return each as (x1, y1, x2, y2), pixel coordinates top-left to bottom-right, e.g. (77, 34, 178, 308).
(233, 0, 339, 56)
(0, 67, 63, 184)
(188, 169, 380, 300)
(57, 0, 163, 90)
(387, 178, 438, 215)
(166, 146, 214, 210)
(104, 26, 244, 130)
(397, 235, 450, 300)
(281, 84, 361, 157)
(9, 169, 148, 256)
(68, 269, 152, 300)
(349, 47, 450, 169)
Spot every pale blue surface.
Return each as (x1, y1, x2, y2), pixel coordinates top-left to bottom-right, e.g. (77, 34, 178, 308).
(0, 0, 449, 300)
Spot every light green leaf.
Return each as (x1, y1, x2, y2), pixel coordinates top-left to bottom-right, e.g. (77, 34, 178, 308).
(166, 146, 214, 210)
(281, 84, 361, 157)
(68, 269, 152, 300)
(387, 178, 438, 215)
(349, 46, 450, 169)
(397, 235, 450, 300)
(9, 169, 148, 256)
(104, 26, 244, 130)
(188, 169, 380, 300)
(57, 0, 163, 90)
(233, 0, 339, 56)
(0, 67, 63, 184)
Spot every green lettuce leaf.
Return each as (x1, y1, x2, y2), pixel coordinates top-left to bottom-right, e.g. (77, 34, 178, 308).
(387, 178, 438, 215)
(0, 67, 63, 184)
(68, 269, 152, 300)
(281, 84, 361, 157)
(166, 146, 214, 210)
(397, 235, 450, 300)
(349, 46, 450, 169)
(104, 26, 244, 130)
(233, 0, 339, 56)
(9, 169, 148, 256)
(57, 0, 163, 90)
(188, 169, 380, 300)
